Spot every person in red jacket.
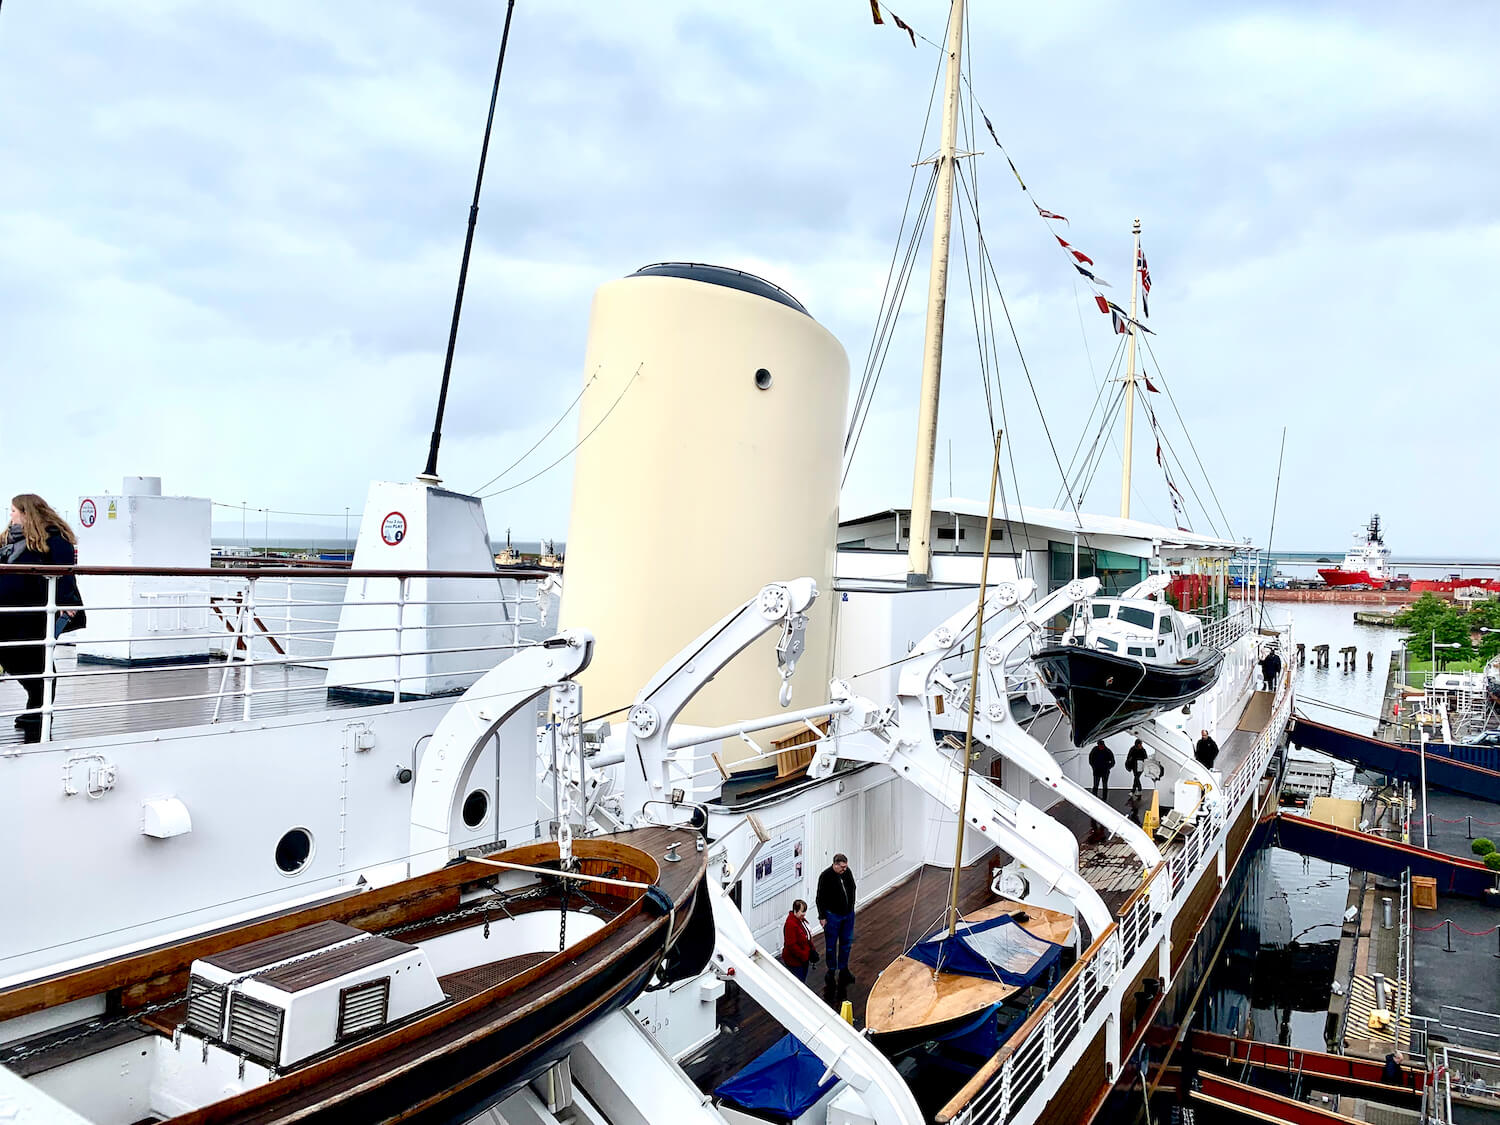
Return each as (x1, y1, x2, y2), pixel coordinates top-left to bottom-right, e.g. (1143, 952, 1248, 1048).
(781, 899, 818, 982)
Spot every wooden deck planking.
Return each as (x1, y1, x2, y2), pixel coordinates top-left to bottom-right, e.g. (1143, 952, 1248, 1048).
(685, 858, 999, 1095)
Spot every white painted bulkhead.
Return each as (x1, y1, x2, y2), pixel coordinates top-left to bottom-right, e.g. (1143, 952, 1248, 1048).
(327, 479, 517, 699)
(70, 476, 213, 665)
(0, 699, 532, 987)
(559, 268, 849, 747)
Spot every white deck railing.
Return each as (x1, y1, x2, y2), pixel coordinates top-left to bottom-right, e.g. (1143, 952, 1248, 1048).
(0, 564, 551, 743)
(943, 627, 1294, 1125)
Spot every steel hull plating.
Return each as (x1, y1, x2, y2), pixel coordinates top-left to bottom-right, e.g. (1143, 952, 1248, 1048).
(1032, 643, 1226, 746)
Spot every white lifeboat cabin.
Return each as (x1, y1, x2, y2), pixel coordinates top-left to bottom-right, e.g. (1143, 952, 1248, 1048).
(1068, 597, 1208, 666)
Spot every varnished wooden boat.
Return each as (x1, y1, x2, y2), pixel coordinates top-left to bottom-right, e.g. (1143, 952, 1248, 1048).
(0, 826, 711, 1124)
(864, 901, 1072, 1055)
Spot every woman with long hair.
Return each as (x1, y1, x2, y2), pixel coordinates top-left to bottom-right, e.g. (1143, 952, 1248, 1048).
(0, 494, 81, 742)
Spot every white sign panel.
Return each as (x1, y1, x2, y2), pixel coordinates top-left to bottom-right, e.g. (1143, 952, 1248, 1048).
(750, 827, 805, 907)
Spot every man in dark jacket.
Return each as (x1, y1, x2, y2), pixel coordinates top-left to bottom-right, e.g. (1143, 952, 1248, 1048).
(815, 853, 857, 985)
(1088, 741, 1115, 800)
(1260, 647, 1282, 691)
(1125, 739, 1149, 794)
(1194, 729, 1219, 770)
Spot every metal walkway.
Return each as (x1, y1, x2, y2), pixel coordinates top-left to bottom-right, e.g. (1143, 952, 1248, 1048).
(1272, 813, 1500, 899)
(1290, 715, 1500, 803)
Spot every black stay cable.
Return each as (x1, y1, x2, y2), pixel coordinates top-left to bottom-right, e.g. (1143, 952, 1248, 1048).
(1140, 333, 1235, 541)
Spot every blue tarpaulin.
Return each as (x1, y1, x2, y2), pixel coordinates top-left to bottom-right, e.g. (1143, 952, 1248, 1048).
(907, 913, 1062, 984)
(714, 1034, 837, 1120)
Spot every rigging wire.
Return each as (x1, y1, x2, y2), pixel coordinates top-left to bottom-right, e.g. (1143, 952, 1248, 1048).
(1139, 333, 1236, 541)
(1259, 427, 1288, 629)
(470, 369, 596, 495)
(479, 364, 642, 499)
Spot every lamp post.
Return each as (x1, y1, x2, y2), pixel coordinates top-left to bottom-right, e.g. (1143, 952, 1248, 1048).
(1431, 631, 1461, 676)
(1419, 728, 1429, 849)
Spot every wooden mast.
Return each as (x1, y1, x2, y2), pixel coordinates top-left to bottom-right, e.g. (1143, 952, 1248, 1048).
(947, 429, 1004, 937)
(906, 0, 965, 587)
(1118, 217, 1142, 518)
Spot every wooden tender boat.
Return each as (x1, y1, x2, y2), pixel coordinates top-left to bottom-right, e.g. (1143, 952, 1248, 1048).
(864, 900, 1072, 1056)
(0, 826, 711, 1124)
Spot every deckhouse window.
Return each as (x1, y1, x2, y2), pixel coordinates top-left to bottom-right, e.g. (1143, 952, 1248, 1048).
(1118, 606, 1154, 629)
(1097, 637, 1118, 652)
(1159, 616, 1173, 635)
(1127, 646, 1143, 656)
(1092, 604, 1111, 619)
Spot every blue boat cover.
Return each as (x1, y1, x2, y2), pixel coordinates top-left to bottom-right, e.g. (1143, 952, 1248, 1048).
(907, 913, 1062, 984)
(714, 1034, 837, 1120)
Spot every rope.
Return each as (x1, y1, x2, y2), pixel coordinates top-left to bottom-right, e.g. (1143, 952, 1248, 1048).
(1412, 919, 1500, 936)
(1139, 333, 1235, 541)
(1429, 815, 1500, 826)
(479, 363, 641, 499)
(470, 369, 596, 495)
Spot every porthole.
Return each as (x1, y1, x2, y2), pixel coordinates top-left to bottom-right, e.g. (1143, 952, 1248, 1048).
(462, 789, 490, 829)
(275, 828, 314, 875)
(753, 368, 773, 390)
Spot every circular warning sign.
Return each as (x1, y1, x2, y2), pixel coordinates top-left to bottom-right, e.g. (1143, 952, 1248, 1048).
(79, 499, 98, 528)
(380, 511, 407, 546)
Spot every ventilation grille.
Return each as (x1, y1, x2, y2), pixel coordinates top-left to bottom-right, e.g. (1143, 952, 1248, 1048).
(226, 993, 285, 1064)
(336, 978, 391, 1040)
(184, 975, 225, 1037)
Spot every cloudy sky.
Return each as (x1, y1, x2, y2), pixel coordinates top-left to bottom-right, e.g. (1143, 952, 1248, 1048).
(1, 1, 1495, 556)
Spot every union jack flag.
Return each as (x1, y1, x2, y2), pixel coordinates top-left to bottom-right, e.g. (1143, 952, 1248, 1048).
(1137, 249, 1152, 317)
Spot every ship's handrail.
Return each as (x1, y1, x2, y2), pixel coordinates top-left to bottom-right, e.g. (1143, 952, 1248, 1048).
(941, 634, 1295, 1125)
(1201, 604, 1251, 652)
(0, 565, 549, 742)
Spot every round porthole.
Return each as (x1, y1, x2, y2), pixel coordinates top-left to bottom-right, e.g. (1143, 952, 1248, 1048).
(753, 368, 773, 390)
(275, 828, 313, 875)
(462, 789, 490, 828)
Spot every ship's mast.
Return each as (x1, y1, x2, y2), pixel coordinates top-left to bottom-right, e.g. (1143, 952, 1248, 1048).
(1119, 218, 1142, 519)
(906, 0, 965, 587)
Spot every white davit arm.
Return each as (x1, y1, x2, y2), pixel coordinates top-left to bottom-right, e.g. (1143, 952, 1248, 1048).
(816, 577, 1115, 942)
(1119, 573, 1172, 600)
(1135, 717, 1220, 819)
(618, 579, 818, 823)
(954, 583, 1163, 872)
(408, 631, 594, 876)
(708, 882, 924, 1125)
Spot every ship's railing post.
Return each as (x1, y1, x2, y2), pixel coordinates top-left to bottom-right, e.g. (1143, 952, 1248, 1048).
(41, 575, 58, 742)
(241, 575, 256, 722)
(394, 576, 408, 703)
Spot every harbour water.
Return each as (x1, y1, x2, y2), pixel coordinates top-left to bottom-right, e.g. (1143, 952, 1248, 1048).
(1201, 600, 1400, 1050)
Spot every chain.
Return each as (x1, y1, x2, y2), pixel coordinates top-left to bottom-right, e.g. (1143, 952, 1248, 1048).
(5, 868, 628, 1066)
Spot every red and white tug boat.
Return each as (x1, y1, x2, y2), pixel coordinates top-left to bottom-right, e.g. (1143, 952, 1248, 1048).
(1318, 513, 1392, 589)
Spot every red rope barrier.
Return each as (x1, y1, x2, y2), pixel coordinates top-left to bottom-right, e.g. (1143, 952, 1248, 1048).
(1429, 815, 1500, 826)
(1412, 919, 1500, 936)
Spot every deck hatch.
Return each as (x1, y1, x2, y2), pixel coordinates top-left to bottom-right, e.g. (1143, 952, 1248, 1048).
(226, 993, 285, 1064)
(336, 977, 390, 1040)
(184, 974, 225, 1037)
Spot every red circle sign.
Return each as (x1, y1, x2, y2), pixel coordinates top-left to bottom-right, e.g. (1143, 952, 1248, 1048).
(79, 499, 98, 528)
(380, 511, 407, 546)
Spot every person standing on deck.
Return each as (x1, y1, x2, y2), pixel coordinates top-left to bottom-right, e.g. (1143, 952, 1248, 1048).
(0, 495, 82, 744)
(1088, 741, 1115, 800)
(1195, 729, 1219, 770)
(1260, 647, 1282, 691)
(780, 899, 818, 983)
(816, 854, 856, 986)
(1125, 739, 1148, 794)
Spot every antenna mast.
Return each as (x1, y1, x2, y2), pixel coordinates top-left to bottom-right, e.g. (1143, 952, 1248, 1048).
(906, 0, 965, 587)
(419, 0, 517, 484)
(1119, 217, 1142, 519)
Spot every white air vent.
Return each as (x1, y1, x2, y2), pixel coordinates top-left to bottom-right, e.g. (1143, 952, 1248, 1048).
(337, 978, 390, 1040)
(184, 974, 224, 1037)
(226, 993, 285, 1064)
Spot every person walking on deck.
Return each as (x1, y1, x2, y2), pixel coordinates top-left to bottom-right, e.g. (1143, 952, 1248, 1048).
(1088, 741, 1115, 801)
(816, 854, 856, 986)
(0, 495, 82, 744)
(1260, 647, 1282, 691)
(1195, 729, 1219, 770)
(1125, 739, 1148, 794)
(780, 899, 817, 983)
